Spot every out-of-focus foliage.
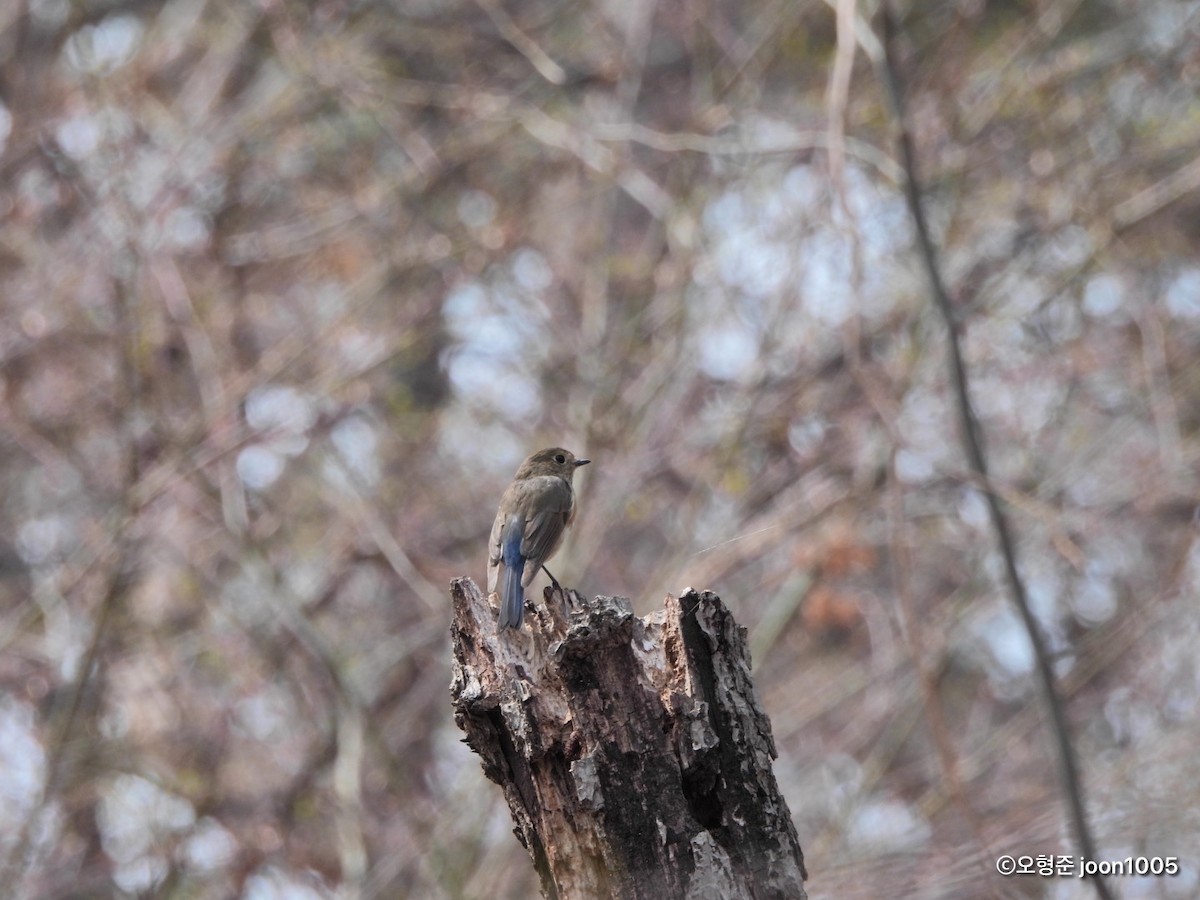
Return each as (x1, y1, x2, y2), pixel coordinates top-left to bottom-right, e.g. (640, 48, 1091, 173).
(1, 0, 1198, 896)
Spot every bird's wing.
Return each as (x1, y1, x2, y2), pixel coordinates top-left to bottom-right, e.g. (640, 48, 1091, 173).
(519, 476, 573, 568)
(487, 502, 510, 593)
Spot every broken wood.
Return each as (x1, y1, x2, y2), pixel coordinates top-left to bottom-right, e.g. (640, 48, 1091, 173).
(449, 578, 807, 899)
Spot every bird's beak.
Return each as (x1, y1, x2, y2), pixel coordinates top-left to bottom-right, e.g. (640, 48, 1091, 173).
(575, 458, 591, 467)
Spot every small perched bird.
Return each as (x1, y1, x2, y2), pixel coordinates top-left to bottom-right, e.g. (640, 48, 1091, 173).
(488, 447, 590, 629)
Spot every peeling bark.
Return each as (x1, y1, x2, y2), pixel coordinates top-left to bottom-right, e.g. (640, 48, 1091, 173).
(450, 578, 807, 899)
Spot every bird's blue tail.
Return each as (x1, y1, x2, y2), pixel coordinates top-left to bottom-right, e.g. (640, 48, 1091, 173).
(498, 527, 526, 629)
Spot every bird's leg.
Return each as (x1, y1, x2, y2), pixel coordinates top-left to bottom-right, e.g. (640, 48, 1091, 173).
(541, 564, 575, 618)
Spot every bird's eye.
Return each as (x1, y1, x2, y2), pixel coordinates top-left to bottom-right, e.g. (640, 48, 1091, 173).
(554, 454, 566, 464)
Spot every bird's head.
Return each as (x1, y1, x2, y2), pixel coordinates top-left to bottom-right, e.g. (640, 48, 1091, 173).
(516, 447, 590, 481)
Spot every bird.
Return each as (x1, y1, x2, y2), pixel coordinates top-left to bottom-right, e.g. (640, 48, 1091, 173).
(487, 447, 590, 629)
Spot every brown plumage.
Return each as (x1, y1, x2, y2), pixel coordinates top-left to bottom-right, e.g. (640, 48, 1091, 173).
(487, 447, 589, 629)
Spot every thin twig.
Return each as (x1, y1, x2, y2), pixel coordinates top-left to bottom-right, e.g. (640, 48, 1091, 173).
(588, 120, 904, 185)
(1113, 155, 1200, 232)
(826, 0, 857, 195)
(876, 7, 1112, 899)
(474, 0, 566, 85)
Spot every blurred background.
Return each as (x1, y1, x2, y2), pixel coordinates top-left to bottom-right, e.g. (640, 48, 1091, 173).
(1, 0, 1199, 897)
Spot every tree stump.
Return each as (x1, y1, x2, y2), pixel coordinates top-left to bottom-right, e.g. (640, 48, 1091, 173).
(449, 578, 807, 899)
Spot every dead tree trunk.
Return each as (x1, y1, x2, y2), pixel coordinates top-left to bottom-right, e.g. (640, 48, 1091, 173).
(449, 579, 807, 899)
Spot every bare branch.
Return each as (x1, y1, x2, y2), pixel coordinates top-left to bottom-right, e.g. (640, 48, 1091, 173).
(876, 7, 1113, 899)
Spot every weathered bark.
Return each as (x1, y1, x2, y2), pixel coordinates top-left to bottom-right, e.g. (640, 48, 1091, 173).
(449, 578, 807, 900)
